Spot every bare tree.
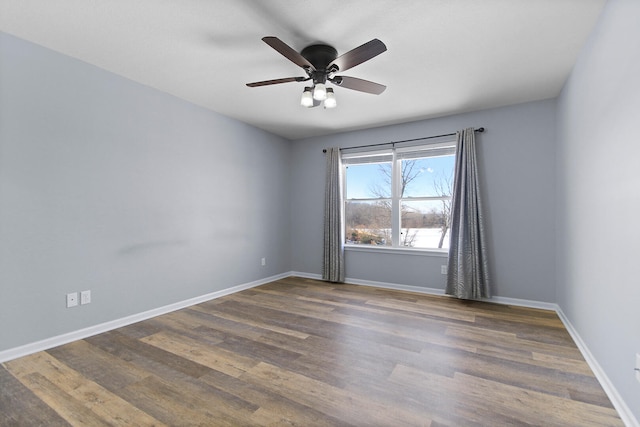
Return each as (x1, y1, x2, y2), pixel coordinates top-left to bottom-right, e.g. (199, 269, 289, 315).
(433, 172, 453, 248)
(348, 159, 454, 248)
(370, 161, 423, 246)
(376, 160, 423, 196)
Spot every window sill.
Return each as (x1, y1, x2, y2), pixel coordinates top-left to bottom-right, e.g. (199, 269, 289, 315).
(344, 245, 449, 258)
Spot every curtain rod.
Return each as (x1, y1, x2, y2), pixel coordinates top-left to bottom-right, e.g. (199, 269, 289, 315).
(322, 127, 485, 153)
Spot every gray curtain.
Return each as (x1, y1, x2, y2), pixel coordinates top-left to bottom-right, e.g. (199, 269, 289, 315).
(322, 147, 345, 283)
(446, 128, 490, 299)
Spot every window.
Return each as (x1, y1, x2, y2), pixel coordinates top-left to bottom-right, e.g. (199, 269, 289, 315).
(343, 137, 456, 250)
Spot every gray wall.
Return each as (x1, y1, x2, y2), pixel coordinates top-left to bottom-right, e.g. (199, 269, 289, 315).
(0, 33, 292, 351)
(291, 99, 557, 302)
(556, 0, 640, 421)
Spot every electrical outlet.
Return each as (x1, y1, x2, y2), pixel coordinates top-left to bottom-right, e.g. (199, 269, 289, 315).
(441, 265, 448, 275)
(80, 290, 91, 305)
(261, 257, 266, 266)
(66, 292, 78, 308)
(635, 353, 640, 383)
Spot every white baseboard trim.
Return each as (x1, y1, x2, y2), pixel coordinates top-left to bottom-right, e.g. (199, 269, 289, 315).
(292, 272, 446, 296)
(345, 277, 446, 297)
(292, 272, 445, 296)
(556, 308, 639, 427)
(0, 272, 290, 364)
(485, 295, 558, 311)
(292, 272, 557, 310)
(290, 271, 322, 280)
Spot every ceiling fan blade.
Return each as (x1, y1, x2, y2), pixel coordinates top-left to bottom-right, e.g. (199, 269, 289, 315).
(246, 77, 307, 87)
(330, 76, 386, 95)
(328, 39, 387, 72)
(262, 36, 315, 70)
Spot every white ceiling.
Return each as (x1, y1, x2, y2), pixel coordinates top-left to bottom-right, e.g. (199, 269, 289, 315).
(0, 0, 605, 140)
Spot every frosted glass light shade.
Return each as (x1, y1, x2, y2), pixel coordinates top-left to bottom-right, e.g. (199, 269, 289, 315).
(313, 83, 327, 101)
(300, 87, 313, 107)
(324, 88, 336, 108)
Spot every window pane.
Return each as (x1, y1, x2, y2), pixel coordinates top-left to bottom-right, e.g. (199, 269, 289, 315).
(345, 200, 391, 246)
(345, 162, 392, 199)
(400, 200, 451, 249)
(401, 155, 454, 198)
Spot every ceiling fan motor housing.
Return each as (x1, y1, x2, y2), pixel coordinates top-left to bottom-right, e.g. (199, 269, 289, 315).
(301, 44, 338, 71)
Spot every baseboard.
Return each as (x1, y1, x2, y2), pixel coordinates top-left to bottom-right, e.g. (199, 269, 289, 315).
(485, 295, 558, 311)
(0, 272, 290, 364)
(290, 271, 322, 280)
(345, 276, 446, 297)
(292, 272, 445, 296)
(556, 308, 639, 427)
(292, 272, 557, 310)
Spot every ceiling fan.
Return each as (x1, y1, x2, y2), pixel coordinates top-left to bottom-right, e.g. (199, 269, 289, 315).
(246, 36, 387, 108)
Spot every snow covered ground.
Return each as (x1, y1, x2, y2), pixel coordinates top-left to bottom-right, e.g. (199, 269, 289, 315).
(347, 228, 450, 249)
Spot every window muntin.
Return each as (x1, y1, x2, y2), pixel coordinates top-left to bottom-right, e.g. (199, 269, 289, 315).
(343, 140, 455, 250)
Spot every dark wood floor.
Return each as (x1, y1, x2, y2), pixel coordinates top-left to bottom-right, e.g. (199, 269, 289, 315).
(1, 277, 623, 426)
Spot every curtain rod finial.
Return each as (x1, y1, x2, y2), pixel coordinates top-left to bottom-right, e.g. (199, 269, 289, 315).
(476, 127, 485, 133)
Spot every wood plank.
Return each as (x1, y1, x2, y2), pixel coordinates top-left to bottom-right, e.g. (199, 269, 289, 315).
(46, 340, 149, 391)
(216, 297, 429, 352)
(5, 352, 164, 426)
(118, 375, 243, 427)
(141, 331, 259, 378)
(389, 364, 623, 427)
(446, 323, 584, 361)
(418, 343, 605, 403)
(18, 373, 114, 427)
(87, 330, 212, 379)
(189, 304, 311, 339)
(199, 370, 348, 427)
(0, 364, 69, 426)
(242, 361, 432, 427)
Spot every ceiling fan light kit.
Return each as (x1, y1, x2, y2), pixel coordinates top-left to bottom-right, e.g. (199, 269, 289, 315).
(247, 36, 387, 109)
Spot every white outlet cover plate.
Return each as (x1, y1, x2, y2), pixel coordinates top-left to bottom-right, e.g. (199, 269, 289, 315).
(80, 290, 91, 305)
(66, 292, 78, 308)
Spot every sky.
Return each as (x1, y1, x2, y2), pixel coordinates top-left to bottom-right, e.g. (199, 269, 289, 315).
(345, 155, 455, 200)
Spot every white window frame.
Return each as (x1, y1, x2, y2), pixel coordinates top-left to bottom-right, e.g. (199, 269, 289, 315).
(342, 136, 457, 253)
